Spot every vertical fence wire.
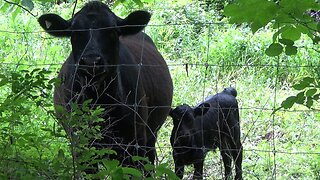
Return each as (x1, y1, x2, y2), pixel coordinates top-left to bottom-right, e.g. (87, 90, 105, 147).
(272, 23, 281, 179)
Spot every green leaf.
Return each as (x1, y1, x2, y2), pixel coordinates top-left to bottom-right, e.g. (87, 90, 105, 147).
(292, 83, 306, 90)
(292, 77, 313, 90)
(305, 89, 317, 97)
(1, 2, 9, 12)
(21, 0, 34, 10)
(274, 13, 294, 25)
(224, 0, 279, 28)
(54, 105, 67, 114)
(57, 149, 65, 159)
(144, 164, 154, 171)
(82, 99, 92, 111)
(306, 97, 313, 108)
(302, 77, 315, 84)
(251, 21, 263, 33)
(281, 26, 301, 41)
(273, 27, 287, 42)
(296, 24, 310, 35)
(111, 168, 124, 179)
(96, 149, 117, 156)
(224, 0, 258, 24)
(223, 3, 241, 23)
(102, 159, 119, 170)
(132, 0, 143, 7)
(265, 43, 283, 56)
(279, 38, 294, 46)
(122, 167, 142, 177)
(132, 156, 150, 163)
(280, 0, 318, 13)
(92, 108, 104, 117)
(11, 7, 21, 20)
(295, 91, 305, 104)
(155, 164, 178, 179)
(40, 127, 53, 132)
(0, 77, 8, 87)
(284, 45, 297, 55)
(113, 0, 126, 7)
(281, 96, 296, 109)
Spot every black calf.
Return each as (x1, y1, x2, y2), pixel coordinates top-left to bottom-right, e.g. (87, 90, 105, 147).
(169, 87, 242, 179)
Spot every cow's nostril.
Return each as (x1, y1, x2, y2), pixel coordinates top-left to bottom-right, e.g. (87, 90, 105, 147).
(94, 56, 101, 61)
(81, 55, 102, 65)
(80, 57, 87, 61)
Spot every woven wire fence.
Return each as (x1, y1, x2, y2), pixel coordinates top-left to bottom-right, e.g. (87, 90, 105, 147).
(1, 2, 320, 179)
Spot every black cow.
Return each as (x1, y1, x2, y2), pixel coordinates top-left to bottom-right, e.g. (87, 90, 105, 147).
(169, 87, 242, 179)
(38, 1, 173, 173)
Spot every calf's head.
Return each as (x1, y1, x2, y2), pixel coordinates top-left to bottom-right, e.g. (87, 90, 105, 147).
(38, 1, 150, 76)
(169, 103, 210, 148)
(222, 87, 237, 97)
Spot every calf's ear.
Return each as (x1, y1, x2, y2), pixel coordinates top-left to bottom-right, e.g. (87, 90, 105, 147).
(194, 103, 210, 117)
(38, 14, 71, 37)
(169, 108, 174, 117)
(118, 10, 151, 35)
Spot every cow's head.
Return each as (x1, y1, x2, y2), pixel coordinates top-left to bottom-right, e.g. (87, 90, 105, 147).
(169, 103, 210, 149)
(38, 1, 150, 76)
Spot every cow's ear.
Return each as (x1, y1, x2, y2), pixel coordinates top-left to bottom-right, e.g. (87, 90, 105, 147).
(194, 103, 210, 117)
(38, 14, 71, 37)
(118, 10, 151, 35)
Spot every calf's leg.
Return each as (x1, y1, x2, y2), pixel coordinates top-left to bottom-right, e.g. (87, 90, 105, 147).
(193, 160, 204, 179)
(175, 165, 185, 179)
(229, 116, 243, 180)
(220, 146, 232, 180)
(231, 141, 243, 180)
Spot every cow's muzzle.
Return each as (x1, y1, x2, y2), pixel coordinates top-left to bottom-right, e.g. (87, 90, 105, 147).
(80, 54, 102, 66)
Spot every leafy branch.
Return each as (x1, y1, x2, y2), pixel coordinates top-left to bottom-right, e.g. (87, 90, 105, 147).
(274, 77, 320, 112)
(3, 0, 37, 17)
(224, 0, 320, 56)
(224, 0, 320, 111)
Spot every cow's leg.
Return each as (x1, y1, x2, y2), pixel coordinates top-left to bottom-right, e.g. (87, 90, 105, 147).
(144, 106, 169, 176)
(146, 134, 157, 164)
(130, 106, 151, 177)
(145, 106, 169, 164)
(134, 134, 148, 174)
(144, 136, 156, 177)
(193, 160, 204, 179)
